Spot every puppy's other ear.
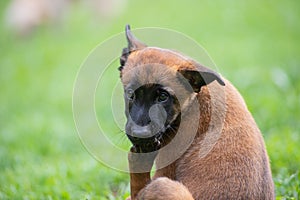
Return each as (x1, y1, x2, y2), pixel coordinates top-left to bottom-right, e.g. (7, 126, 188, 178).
(125, 24, 147, 51)
(119, 25, 147, 71)
(178, 65, 225, 93)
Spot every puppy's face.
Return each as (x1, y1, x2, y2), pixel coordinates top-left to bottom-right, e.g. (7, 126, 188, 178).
(119, 25, 225, 153)
(124, 81, 181, 153)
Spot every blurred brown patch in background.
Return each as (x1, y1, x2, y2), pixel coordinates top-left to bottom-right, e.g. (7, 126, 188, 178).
(4, 0, 127, 37)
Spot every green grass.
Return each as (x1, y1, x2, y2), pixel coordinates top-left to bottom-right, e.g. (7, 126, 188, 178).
(0, 0, 299, 199)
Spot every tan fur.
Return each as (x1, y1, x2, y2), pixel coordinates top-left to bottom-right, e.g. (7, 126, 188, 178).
(122, 48, 275, 199)
(138, 177, 194, 200)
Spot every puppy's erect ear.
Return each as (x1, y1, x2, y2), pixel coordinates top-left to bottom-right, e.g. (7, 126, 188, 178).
(178, 65, 225, 93)
(125, 24, 147, 51)
(119, 25, 147, 71)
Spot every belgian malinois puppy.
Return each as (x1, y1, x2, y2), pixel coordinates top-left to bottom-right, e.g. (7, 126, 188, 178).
(119, 25, 275, 200)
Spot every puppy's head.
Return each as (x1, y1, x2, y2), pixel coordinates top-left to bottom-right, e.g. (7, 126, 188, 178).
(119, 25, 225, 153)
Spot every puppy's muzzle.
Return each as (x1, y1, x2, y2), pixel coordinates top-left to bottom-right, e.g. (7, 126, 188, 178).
(126, 104, 167, 151)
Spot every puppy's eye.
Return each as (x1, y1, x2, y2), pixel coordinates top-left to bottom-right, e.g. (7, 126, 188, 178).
(126, 89, 135, 101)
(157, 91, 169, 103)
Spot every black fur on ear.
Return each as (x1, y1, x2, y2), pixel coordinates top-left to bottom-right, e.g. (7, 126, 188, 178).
(178, 65, 225, 93)
(119, 25, 147, 72)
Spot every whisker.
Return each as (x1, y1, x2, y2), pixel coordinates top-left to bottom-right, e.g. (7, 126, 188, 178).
(162, 125, 177, 143)
(110, 128, 131, 147)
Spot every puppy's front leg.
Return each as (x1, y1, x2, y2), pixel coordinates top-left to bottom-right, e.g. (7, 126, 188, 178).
(128, 146, 157, 200)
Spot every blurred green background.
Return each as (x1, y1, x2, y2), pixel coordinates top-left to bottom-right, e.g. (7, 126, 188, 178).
(0, 0, 299, 199)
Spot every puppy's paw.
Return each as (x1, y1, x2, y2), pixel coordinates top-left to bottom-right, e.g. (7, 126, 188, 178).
(138, 177, 194, 200)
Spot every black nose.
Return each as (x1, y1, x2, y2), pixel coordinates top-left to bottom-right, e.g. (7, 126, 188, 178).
(133, 117, 151, 127)
(130, 106, 151, 126)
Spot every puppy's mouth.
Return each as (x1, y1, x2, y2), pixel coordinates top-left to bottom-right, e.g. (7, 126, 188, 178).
(127, 133, 162, 153)
(126, 113, 181, 153)
(126, 124, 177, 153)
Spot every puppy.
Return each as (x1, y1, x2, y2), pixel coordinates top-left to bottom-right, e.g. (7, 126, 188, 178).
(119, 25, 275, 200)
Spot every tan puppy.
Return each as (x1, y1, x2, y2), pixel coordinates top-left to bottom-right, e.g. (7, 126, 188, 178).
(119, 25, 275, 200)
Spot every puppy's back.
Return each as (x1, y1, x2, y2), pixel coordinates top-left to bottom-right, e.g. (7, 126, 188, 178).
(175, 80, 275, 199)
